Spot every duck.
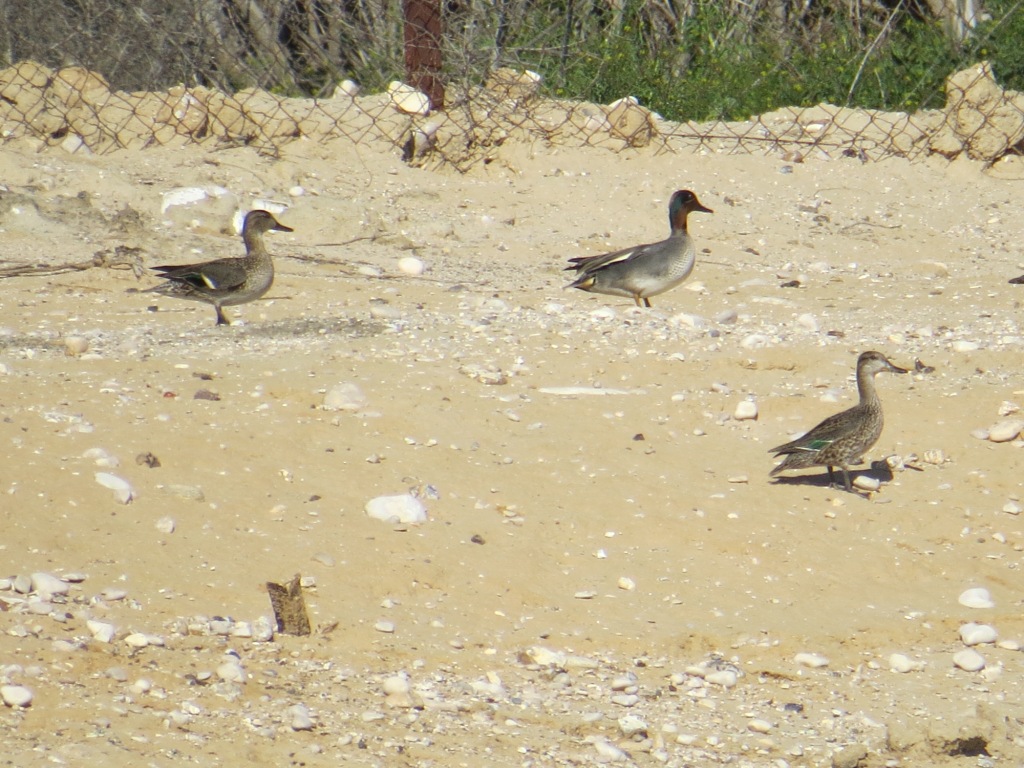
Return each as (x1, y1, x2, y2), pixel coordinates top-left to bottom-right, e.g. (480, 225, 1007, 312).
(769, 351, 908, 493)
(565, 190, 713, 308)
(145, 209, 292, 326)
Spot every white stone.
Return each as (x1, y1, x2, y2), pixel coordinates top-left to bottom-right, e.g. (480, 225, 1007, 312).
(398, 256, 425, 276)
(382, 675, 410, 696)
(958, 587, 995, 609)
(733, 400, 758, 421)
(161, 185, 233, 215)
(334, 79, 360, 97)
(748, 718, 773, 733)
(30, 572, 68, 597)
(593, 739, 629, 762)
(323, 382, 368, 412)
(987, 420, 1024, 442)
(852, 475, 881, 492)
(60, 134, 89, 155)
(960, 622, 998, 646)
(794, 652, 829, 668)
(1, 685, 33, 708)
(252, 615, 275, 642)
(289, 703, 314, 731)
(1002, 501, 1022, 515)
(124, 633, 150, 648)
(365, 494, 427, 525)
(528, 646, 566, 666)
(796, 313, 819, 331)
(888, 653, 922, 673)
(740, 333, 771, 350)
(87, 620, 116, 643)
(704, 670, 737, 688)
(617, 577, 636, 591)
(374, 620, 396, 633)
(618, 714, 648, 737)
(387, 81, 430, 115)
(952, 649, 986, 671)
(217, 661, 246, 683)
(952, 340, 980, 352)
(64, 336, 89, 356)
(94, 472, 134, 504)
(155, 516, 176, 534)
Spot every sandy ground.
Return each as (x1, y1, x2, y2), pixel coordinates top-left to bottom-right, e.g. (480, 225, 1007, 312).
(1, 133, 1024, 767)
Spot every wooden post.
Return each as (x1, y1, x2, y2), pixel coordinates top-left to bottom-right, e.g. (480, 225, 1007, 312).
(403, 0, 444, 111)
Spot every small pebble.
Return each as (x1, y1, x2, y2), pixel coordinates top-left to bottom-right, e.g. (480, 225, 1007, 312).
(794, 652, 829, 668)
(617, 577, 636, 591)
(831, 744, 868, 768)
(64, 336, 89, 356)
(289, 703, 314, 731)
(155, 516, 176, 534)
(987, 419, 1023, 443)
(365, 494, 427, 525)
(618, 714, 648, 737)
(796, 313, 819, 331)
(1, 685, 33, 708)
(733, 400, 758, 421)
(382, 675, 410, 696)
(952, 649, 986, 671)
(30, 572, 69, 597)
(323, 382, 368, 412)
(958, 587, 995, 609)
(217, 661, 246, 683)
(1001, 501, 1021, 516)
(959, 623, 998, 646)
(87, 620, 116, 643)
(704, 670, 737, 688)
(852, 475, 880, 492)
(374, 620, 396, 633)
(95, 472, 134, 504)
(398, 256, 425, 276)
(888, 653, 921, 673)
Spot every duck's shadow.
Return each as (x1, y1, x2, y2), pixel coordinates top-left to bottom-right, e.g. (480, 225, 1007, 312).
(770, 461, 895, 491)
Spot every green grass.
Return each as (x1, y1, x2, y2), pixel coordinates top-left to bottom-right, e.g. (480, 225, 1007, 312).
(522, 1, 1024, 122)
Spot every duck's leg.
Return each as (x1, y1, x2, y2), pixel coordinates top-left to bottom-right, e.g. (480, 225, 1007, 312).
(632, 295, 644, 308)
(826, 466, 837, 488)
(215, 305, 231, 326)
(841, 467, 853, 493)
(643, 297, 652, 308)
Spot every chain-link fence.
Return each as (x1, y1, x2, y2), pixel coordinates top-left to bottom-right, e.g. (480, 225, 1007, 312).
(1, 1, 1022, 171)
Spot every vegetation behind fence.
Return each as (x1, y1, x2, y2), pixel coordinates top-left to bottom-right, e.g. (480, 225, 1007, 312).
(1, 1, 1023, 170)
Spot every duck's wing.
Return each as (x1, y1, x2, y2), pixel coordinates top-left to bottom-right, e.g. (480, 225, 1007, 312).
(769, 407, 859, 456)
(151, 258, 248, 292)
(565, 240, 659, 274)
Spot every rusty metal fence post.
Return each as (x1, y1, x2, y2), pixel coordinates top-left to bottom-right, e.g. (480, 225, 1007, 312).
(403, 0, 445, 112)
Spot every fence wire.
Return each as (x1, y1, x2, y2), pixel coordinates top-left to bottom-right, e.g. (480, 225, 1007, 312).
(1, 2, 1022, 171)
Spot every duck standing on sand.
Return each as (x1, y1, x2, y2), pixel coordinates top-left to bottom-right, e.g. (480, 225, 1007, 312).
(565, 189, 713, 308)
(145, 209, 292, 326)
(769, 351, 908, 493)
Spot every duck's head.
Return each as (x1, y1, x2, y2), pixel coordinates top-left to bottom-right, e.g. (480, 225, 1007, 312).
(669, 190, 713, 229)
(244, 209, 294, 234)
(857, 350, 908, 376)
